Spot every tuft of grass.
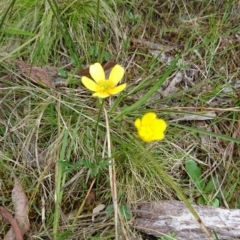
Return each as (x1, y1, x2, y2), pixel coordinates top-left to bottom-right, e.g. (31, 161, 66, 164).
(0, 0, 122, 66)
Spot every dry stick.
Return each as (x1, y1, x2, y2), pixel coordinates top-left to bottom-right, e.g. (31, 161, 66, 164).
(103, 107, 118, 240)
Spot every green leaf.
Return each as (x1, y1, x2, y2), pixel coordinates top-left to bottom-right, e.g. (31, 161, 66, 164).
(58, 68, 68, 78)
(58, 159, 84, 174)
(99, 159, 112, 168)
(204, 177, 217, 193)
(197, 196, 206, 205)
(103, 51, 110, 61)
(119, 205, 132, 220)
(90, 166, 99, 177)
(106, 204, 114, 217)
(210, 198, 219, 207)
(89, 45, 99, 57)
(185, 159, 205, 191)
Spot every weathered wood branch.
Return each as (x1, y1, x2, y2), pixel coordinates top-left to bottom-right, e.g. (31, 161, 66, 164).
(133, 201, 240, 240)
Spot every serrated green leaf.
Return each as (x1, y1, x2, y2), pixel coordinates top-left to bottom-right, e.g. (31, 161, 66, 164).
(119, 205, 132, 220)
(99, 159, 112, 168)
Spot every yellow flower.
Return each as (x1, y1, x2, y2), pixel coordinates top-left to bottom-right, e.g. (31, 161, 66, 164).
(134, 112, 167, 143)
(81, 63, 126, 98)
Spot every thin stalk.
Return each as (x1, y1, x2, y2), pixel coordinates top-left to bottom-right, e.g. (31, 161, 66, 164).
(104, 106, 118, 240)
(93, 99, 105, 160)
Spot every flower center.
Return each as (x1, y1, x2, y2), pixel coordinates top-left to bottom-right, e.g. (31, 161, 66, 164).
(97, 79, 114, 93)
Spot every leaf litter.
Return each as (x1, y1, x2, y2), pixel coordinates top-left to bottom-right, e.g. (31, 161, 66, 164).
(1, 177, 30, 240)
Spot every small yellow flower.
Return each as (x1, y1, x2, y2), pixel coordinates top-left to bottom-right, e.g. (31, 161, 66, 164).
(134, 112, 167, 143)
(81, 63, 126, 98)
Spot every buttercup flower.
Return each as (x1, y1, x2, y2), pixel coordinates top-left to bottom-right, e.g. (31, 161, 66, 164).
(134, 112, 167, 143)
(81, 63, 126, 98)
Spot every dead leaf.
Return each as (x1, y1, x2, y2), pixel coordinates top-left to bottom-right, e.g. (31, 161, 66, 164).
(171, 112, 216, 122)
(92, 204, 105, 222)
(4, 178, 30, 240)
(161, 71, 183, 97)
(132, 38, 176, 51)
(150, 50, 173, 64)
(85, 191, 95, 207)
(0, 207, 23, 240)
(14, 60, 55, 88)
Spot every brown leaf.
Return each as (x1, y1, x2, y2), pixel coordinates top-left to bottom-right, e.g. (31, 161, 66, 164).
(85, 191, 95, 207)
(15, 60, 55, 88)
(0, 207, 23, 240)
(3, 178, 30, 240)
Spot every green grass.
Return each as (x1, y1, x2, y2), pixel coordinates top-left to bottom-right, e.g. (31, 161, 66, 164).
(0, 0, 240, 239)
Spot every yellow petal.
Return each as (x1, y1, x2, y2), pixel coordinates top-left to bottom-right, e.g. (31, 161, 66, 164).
(144, 137, 154, 143)
(152, 119, 167, 140)
(89, 63, 105, 83)
(141, 112, 157, 125)
(109, 64, 124, 85)
(153, 132, 165, 141)
(108, 83, 126, 95)
(92, 92, 110, 98)
(82, 76, 97, 91)
(154, 119, 167, 132)
(134, 118, 141, 130)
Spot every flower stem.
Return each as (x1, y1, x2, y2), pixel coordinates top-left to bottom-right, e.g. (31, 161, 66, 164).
(93, 99, 105, 160)
(103, 106, 118, 240)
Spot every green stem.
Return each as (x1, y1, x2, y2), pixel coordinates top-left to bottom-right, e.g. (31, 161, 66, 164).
(93, 99, 105, 160)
